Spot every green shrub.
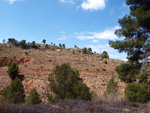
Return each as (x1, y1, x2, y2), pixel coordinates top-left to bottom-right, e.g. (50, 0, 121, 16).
(138, 73, 148, 83)
(82, 47, 87, 54)
(102, 69, 106, 71)
(73, 81, 92, 100)
(7, 38, 18, 46)
(87, 47, 92, 53)
(104, 60, 107, 64)
(19, 40, 26, 49)
(26, 88, 42, 105)
(42, 39, 46, 44)
(115, 63, 139, 83)
(125, 83, 150, 103)
(45, 44, 49, 48)
(3, 59, 12, 67)
(31, 41, 38, 49)
(47, 64, 92, 103)
(62, 44, 65, 48)
(106, 77, 118, 94)
(7, 62, 19, 80)
(25, 52, 28, 55)
(101, 51, 109, 59)
(1, 77, 25, 103)
(59, 43, 62, 48)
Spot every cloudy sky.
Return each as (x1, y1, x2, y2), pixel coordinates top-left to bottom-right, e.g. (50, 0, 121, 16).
(0, 0, 129, 61)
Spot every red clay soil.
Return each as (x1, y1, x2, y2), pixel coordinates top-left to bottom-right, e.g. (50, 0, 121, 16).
(0, 57, 32, 67)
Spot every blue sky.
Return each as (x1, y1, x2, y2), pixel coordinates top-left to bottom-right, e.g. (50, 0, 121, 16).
(0, 0, 130, 61)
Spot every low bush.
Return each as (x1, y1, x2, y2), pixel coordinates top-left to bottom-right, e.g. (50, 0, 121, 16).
(3, 59, 12, 67)
(106, 77, 118, 94)
(125, 83, 150, 103)
(101, 51, 109, 59)
(26, 88, 42, 105)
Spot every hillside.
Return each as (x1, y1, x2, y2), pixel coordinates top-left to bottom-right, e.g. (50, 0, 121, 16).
(0, 45, 126, 101)
(1, 46, 150, 113)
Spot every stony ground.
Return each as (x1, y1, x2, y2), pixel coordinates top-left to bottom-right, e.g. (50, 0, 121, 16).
(0, 47, 126, 100)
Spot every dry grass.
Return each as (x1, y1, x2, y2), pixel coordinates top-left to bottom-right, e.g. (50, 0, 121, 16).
(0, 99, 150, 113)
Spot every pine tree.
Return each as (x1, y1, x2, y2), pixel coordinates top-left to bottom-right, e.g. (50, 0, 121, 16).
(42, 39, 46, 44)
(7, 62, 19, 80)
(106, 77, 118, 94)
(26, 88, 42, 105)
(1, 77, 25, 103)
(109, 0, 150, 64)
(62, 44, 65, 48)
(47, 64, 92, 103)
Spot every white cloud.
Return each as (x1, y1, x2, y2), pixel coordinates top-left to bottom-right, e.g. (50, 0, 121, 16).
(59, 0, 75, 4)
(7, 0, 23, 4)
(81, 0, 107, 11)
(87, 44, 127, 61)
(77, 25, 121, 40)
(92, 40, 99, 43)
(57, 36, 67, 40)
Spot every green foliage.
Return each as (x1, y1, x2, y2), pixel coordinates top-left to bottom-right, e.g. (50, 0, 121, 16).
(25, 52, 28, 55)
(59, 43, 62, 48)
(31, 41, 37, 49)
(7, 38, 18, 46)
(62, 44, 65, 48)
(104, 60, 107, 64)
(125, 83, 150, 103)
(138, 73, 148, 83)
(45, 44, 49, 48)
(42, 39, 46, 44)
(48, 64, 92, 103)
(3, 59, 12, 67)
(74, 45, 77, 48)
(106, 77, 118, 94)
(115, 63, 139, 83)
(82, 47, 87, 54)
(19, 40, 26, 49)
(7, 62, 19, 80)
(1, 77, 25, 103)
(73, 81, 92, 100)
(101, 51, 109, 59)
(26, 88, 42, 105)
(87, 47, 92, 53)
(109, 0, 150, 63)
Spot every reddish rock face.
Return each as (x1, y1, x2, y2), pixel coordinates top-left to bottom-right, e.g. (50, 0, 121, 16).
(0, 57, 31, 67)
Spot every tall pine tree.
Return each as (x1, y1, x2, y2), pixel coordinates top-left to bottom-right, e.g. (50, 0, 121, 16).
(109, 0, 150, 65)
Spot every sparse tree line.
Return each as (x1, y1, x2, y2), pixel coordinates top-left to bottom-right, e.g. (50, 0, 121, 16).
(0, 38, 66, 50)
(0, 38, 111, 57)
